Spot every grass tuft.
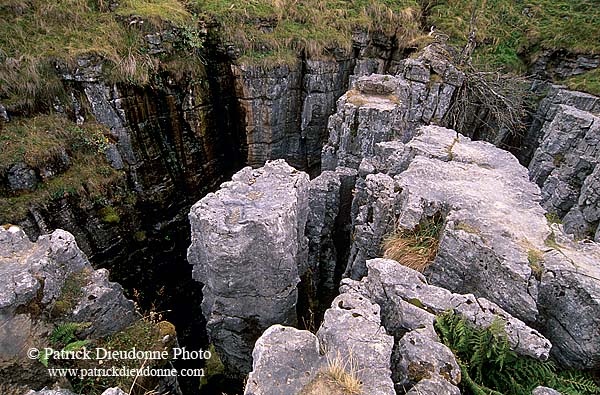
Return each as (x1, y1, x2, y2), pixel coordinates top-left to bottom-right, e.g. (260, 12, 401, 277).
(383, 214, 444, 272)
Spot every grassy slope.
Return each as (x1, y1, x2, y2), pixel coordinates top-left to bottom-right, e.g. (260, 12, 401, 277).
(426, 0, 600, 74)
(0, 114, 123, 222)
(191, 0, 422, 63)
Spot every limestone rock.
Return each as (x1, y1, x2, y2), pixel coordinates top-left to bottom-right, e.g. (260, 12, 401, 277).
(25, 389, 77, 395)
(345, 259, 552, 360)
(529, 104, 600, 239)
(245, 291, 395, 395)
(339, 124, 600, 369)
(538, 226, 600, 369)
(321, 44, 463, 172)
(521, 85, 599, 164)
(321, 74, 411, 171)
(7, 162, 38, 192)
(0, 226, 139, 390)
(306, 171, 341, 301)
(405, 376, 461, 395)
(394, 328, 461, 388)
(531, 50, 600, 81)
(100, 388, 128, 395)
(71, 268, 138, 339)
(316, 291, 395, 395)
(345, 126, 549, 323)
(233, 59, 353, 173)
(188, 159, 310, 377)
(532, 386, 563, 395)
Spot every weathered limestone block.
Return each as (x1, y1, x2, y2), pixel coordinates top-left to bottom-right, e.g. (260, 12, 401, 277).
(538, 226, 600, 369)
(316, 291, 395, 395)
(523, 86, 600, 240)
(532, 386, 563, 395)
(344, 259, 552, 360)
(245, 325, 323, 395)
(394, 328, 461, 388)
(521, 85, 600, 164)
(529, 104, 600, 239)
(245, 291, 395, 395)
(405, 377, 461, 395)
(321, 74, 411, 171)
(341, 124, 600, 369)
(187, 159, 310, 376)
(395, 127, 549, 323)
(345, 172, 397, 279)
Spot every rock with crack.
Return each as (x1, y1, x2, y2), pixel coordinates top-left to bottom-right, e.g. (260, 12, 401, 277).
(528, 104, 600, 240)
(347, 125, 549, 324)
(538, 225, 600, 369)
(523, 85, 600, 241)
(340, 124, 600, 369)
(342, 259, 551, 361)
(245, 291, 395, 395)
(187, 159, 310, 377)
(306, 171, 341, 303)
(340, 258, 551, 393)
(322, 44, 464, 173)
(521, 84, 600, 164)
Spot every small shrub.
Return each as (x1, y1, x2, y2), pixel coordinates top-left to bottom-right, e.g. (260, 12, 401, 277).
(383, 214, 444, 272)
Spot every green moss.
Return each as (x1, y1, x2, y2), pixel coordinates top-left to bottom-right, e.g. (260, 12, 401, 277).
(545, 212, 563, 225)
(50, 270, 91, 318)
(71, 318, 171, 395)
(99, 206, 121, 224)
(199, 344, 226, 389)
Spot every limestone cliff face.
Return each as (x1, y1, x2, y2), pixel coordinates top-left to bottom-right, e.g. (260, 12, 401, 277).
(526, 87, 600, 240)
(9, 54, 245, 264)
(321, 43, 464, 172)
(232, 30, 415, 176)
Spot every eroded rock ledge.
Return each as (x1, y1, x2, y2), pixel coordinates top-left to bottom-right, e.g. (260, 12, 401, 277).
(0, 227, 180, 394)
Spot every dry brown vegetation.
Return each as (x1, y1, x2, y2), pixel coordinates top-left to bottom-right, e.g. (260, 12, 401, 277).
(382, 215, 444, 272)
(301, 351, 362, 395)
